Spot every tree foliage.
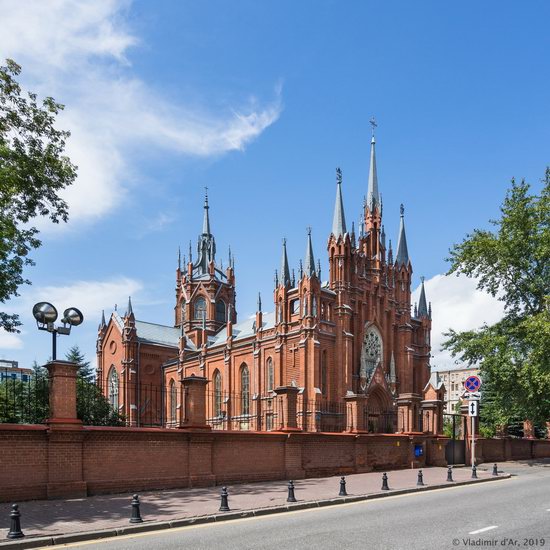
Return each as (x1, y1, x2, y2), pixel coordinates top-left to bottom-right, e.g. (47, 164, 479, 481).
(443, 171, 550, 429)
(66, 344, 94, 382)
(0, 59, 77, 332)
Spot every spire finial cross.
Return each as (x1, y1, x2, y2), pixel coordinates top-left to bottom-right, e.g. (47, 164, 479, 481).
(369, 116, 377, 137)
(307, 226, 312, 236)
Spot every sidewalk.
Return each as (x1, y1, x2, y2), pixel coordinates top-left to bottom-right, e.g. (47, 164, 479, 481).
(0, 465, 507, 546)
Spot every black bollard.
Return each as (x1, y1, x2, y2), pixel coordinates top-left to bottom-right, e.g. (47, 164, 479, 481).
(381, 473, 389, 491)
(219, 487, 230, 512)
(130, 494, 143, 524)
(417, 470, 425, 487)
(339, 476, 348, 497)
(492, 463, 498, 476)
(471, 464, 478, 479)
(7, 504, 24, 540)
(446, 466, 454, 482)
(287, 480, 297, 503)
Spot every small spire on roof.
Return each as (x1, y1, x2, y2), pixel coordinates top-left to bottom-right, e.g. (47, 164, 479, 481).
(280, 238, 291, 287)
(178, 246, 181, 270)
(332, 167, 347, 238)
(98, 310, 106, 331)
(418, 276, 429, 318)
(126, 296, 133, 317)
(304, 227, 316, 278)
(292, 268, 296, 287)
(317, 259, 321, 279)
(257, 292, 262, 312)
(395, 204, 410, 267)
(188, 240, 193, 264)
(381, 225, 386, 248)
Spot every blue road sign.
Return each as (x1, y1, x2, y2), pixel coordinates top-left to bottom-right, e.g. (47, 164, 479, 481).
(464, 375, 482, 392)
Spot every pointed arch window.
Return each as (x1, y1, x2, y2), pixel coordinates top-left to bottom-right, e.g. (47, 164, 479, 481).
(108, 367, 119, 410)
(213, 370, 222, 417)
(169, 379, 177, 424)
(266, 357, 274, 393)
(312, 297, 317, 317)
(240, 364, 250, 415)
(215, 300, 226, 323)
(194, 297, 207, 320)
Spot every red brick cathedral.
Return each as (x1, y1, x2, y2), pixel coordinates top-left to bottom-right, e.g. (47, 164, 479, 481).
(97, 131, 434, 433)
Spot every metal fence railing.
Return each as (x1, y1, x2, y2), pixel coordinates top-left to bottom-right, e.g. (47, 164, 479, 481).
(0, 369, 49, 424)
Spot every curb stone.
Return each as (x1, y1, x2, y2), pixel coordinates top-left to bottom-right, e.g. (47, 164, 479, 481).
(0, 474, 511, 550)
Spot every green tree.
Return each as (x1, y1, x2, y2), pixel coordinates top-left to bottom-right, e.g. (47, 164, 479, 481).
(443, 171, 550, 431)
(0, 59, 77, 332)
(65, 344, 94, 382)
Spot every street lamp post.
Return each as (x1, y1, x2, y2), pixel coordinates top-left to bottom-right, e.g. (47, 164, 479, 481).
(32, 302, 84, 360)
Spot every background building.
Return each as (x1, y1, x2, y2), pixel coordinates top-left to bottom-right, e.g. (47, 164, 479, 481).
(432, 365, 480, 413)
(0, 360, 33, 382)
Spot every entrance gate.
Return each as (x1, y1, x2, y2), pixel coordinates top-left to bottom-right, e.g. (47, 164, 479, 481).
(443, 413, 466, 465)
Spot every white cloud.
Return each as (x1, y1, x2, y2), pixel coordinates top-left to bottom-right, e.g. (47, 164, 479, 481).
(19, 276, 144, 321)
(412, 274, 505, 369)
(0, 0, 282, 229)
(0, 329, 24, 351)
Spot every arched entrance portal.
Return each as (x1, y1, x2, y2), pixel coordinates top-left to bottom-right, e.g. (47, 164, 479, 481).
(365, 385, 396, 434)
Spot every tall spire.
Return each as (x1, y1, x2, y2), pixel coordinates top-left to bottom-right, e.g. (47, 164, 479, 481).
(202, 187, 211, 235)
(367, 119, 381, 213)
(395, 204, 410, 267)
(331, 167, 347, 237)
(418, 276, 428, 317)
(304, 227, 316, 278)
(194, 189, 216, 274)
(280, 238, 291, 287)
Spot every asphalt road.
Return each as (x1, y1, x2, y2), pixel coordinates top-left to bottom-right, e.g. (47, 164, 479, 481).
(53, 462, 550, 550)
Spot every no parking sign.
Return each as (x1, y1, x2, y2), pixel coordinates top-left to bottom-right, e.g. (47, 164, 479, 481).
(464, 375, 482, 393)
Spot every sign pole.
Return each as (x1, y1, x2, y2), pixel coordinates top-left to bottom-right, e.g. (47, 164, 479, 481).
(471, 413, 475, 468)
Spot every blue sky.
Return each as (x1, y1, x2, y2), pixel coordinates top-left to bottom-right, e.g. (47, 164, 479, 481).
(1, 0, 549, 368)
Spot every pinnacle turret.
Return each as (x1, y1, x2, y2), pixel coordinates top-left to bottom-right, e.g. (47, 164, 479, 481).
(331, 167, 347, 238)
(418, 276, 428, 318)
(304, 228, 316, 278)
(280, 238, 291, 287)
(395, 204, 410, 267)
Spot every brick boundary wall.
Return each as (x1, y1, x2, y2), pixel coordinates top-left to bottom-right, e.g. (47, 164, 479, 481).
(2, 423, 548, 502)
(0, 424, 448, 502)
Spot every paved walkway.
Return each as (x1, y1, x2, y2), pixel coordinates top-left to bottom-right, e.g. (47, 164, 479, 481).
(0, 466, 500, 541)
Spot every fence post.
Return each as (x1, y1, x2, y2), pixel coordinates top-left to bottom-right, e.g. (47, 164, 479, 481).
(46, 360, 81, 429)
(180, 375, 210, 429)
(45, 360, 87, 499)
(274, 386, 300, 431)
(344, 394, 367, 432)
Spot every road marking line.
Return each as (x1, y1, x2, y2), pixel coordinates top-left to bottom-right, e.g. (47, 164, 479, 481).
(43, 479, 512, 549)
(469, 525, 498, 535)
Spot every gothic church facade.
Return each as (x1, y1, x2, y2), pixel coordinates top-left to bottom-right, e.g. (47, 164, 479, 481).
(97, 131, 433, 433)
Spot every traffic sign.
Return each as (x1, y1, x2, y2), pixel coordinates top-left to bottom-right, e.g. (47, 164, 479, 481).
(464, 375, 482, 392)
(468, 400, 478, 417)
